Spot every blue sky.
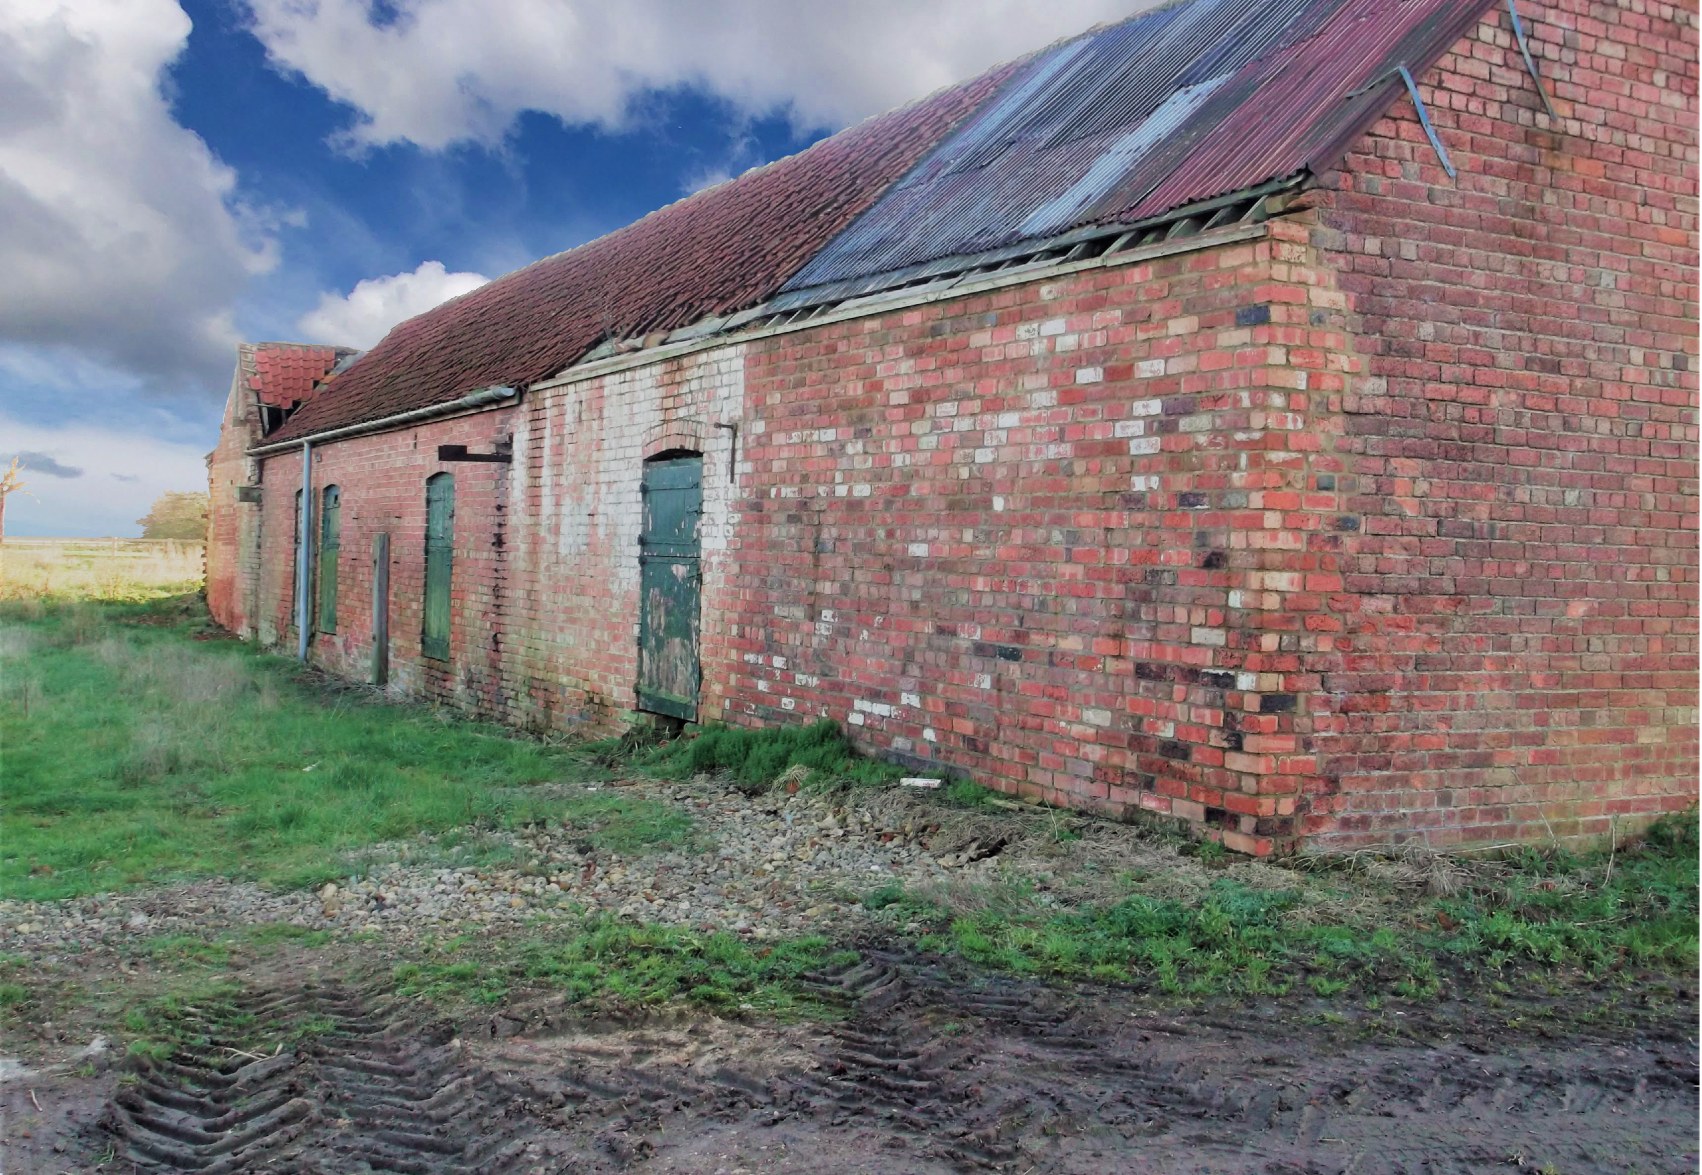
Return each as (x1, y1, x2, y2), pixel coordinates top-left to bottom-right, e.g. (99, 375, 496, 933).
(0, 0, 1130, 535)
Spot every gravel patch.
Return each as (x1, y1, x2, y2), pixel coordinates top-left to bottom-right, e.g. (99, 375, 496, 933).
(0, 772, 1327, 962)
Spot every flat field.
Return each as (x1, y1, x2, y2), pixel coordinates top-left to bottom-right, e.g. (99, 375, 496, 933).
(1, 541, 1695, 1174)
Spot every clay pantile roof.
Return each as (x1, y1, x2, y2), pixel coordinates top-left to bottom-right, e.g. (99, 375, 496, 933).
(269, 0, 1498, 446)
(241, 342, 359, 409)
(267, 66, 1013, 444)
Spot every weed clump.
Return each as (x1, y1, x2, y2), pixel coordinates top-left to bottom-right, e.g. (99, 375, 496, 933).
(862, 810, 1700, 1002)
(634, 719, 904, 792)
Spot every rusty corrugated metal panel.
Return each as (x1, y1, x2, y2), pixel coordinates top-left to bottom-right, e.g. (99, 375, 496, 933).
(785, 0, 1496, 293)
(1119, 0, 1498, 221)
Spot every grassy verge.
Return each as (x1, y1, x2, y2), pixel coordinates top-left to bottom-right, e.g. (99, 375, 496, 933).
(0, 541, 204, 604)
(392, 916, 846, 1017)
(0, 595, 687, 901)
(860, 814, 1698, 1006)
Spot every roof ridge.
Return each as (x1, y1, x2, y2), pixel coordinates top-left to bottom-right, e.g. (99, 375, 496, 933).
(263, 0, 1502, 448)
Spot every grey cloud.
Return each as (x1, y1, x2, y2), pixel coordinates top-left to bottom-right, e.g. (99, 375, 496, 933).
(8, 450, 82, 478)
(111, 472, 141, 482)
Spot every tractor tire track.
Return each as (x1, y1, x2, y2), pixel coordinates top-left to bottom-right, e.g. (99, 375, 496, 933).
(89, 963, 1697, 1175)
(788, 947, 1698, 1173)
(101, 981, 558, 1174)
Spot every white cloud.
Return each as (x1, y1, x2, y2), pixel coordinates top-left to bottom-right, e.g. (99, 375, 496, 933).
(0, 414, 212, 537)
(297, 260, 489, 349)
(244, 0, 1140, 150)
(0, 0, 278, 389)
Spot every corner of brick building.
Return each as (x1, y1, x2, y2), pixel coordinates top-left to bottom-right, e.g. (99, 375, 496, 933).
(727, 220, 1366, 858)
(1296, 0, 1699, 850)
(206, 370, 259, 638)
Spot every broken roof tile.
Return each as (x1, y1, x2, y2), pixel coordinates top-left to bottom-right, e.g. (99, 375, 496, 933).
(240, 342, 360, 410)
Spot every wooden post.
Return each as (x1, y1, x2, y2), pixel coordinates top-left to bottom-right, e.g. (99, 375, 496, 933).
(372, 531, 390, 687)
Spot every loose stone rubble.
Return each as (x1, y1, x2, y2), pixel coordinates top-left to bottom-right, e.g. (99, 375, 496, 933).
(0, 775, 1053, 958)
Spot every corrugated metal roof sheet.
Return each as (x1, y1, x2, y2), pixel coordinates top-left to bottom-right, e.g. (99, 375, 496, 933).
(784, 0, 1495, 293)
(264, 65, 1014, 446)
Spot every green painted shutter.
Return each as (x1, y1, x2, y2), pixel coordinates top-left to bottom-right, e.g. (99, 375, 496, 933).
(291, 488, 303, 627)
(423, 474, 454, 660)
(317, 485, 340, 634)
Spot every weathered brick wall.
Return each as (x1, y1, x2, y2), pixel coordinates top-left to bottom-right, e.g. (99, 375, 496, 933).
(1303, 0, 1699, 846)
(252, 408, 519, 711)
(206, 374, 257, 637)
(725, 227, 1345, 854)
(245, 352, 747, 736)
(222, 0, 1694, 855)
(499, 348, 746, 734)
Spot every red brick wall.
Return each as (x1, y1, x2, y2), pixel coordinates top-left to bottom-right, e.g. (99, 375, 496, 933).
(497, 349, 747, 736)
(1303, 0, 1699, 846)
(253, 409, 519, 712)
(724, 228, 1345, 854)
(222, 0, 1694, 854)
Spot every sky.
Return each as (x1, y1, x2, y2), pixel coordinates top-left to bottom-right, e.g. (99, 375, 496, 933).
(0, 0, 1136, 536)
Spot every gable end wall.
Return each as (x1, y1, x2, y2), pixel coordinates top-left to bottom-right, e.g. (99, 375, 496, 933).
(1304, 0, 1699, 846)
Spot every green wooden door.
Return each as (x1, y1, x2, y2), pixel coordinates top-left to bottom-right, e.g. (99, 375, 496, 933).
(637, 455, 702, 721)
(423, 474, 454, 660)
(317, 485, 340, 633)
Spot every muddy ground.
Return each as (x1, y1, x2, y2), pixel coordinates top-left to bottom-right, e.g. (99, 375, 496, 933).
(3, 936, 1695, 1175)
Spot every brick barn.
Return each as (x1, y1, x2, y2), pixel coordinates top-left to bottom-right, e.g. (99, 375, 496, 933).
(206, 0, 1698, 855)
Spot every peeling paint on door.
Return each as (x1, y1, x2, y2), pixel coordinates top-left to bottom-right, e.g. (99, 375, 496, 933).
(637, 453, 702, 721)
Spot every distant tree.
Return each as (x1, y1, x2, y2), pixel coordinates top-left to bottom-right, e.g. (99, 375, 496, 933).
(0, 456, 35, 545)
(137, 490, 210, 540)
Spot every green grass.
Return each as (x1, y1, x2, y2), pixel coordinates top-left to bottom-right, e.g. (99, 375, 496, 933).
(392, 916, 845, 1016)
(118, 979, 336, 1060)
(243, 923, 333, 951)
(120, 981, 249, 1060)
(553, 791, 696, 854)
(0, 596, 678, 901)
(622, 717, 907, 790)
(143, 934, 233, 967)
(863, 813, 1699, 1001)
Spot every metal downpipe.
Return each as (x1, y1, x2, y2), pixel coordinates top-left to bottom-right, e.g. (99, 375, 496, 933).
(297, 441, 312, 660)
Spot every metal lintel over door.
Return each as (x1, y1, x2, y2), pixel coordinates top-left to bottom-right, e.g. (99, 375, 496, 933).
(637, 453, 703, 721)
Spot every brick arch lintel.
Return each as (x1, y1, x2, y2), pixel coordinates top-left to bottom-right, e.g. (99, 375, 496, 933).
(642, 418, 707, 459)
